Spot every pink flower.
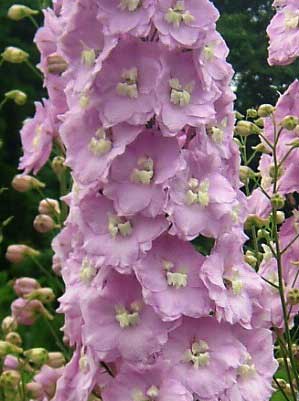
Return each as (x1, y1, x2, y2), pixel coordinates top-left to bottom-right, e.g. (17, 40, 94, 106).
(98, 0, 154, 37)
(153, 0, 219, 49)
(162, 317, 246, 399)
(167, 149, 237, 240)
(104, 130, 183, 217)
(134, 235, 211, 321)
(82, 272, 170, 363)
(157, 51, 218, 134)
(94, 39, 163, 127)
(19, 100, 57, 174)
(79, 193, 168, 269)
(61, 107, 141, 186)
(34, 365, 64, 401)
(102, 362, 193, 401)
(201, 233, 264, 328)
(267, 2, 299, 65)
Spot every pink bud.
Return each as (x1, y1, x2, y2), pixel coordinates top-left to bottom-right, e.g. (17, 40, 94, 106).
(11, 174, 45, 192)
(38, 198, 60, 216)
(26, 382, 44, 400)
(47, 352, 65, 368)
(33, 214, 56, 233)
(3, 355, 19, 371)
(13, 277, 40, 297)
(5, 244, 40, 263)
(52, 255, 62, 276)
(11, 298, 53, 326)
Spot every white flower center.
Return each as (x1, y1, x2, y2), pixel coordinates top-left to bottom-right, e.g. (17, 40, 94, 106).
(184, 340, 210, 368)
(116, 67, 138, 99)
(108, 215, 133, 238)
(284, 10, 299, 30)
(203, 44, 216, 61)
(165, 1, 194, 27)
(79, 258, 97, 284)
(119, 0, 141, 12)
(115, 303, 141, 328)
(79, 352, 89, 373)
(32, 125, 42, 149)
(132, 386, 159, 401)
(81, 48, 96, 67)
(88, 128, 112, 157)
(223, 268, 244, 296)
(185, 178, 210, 207)
(169, 78, 194, 107)
(131, 156, 154, 185)
(237, 353, 256, 379)
(79, 92, 90, 108)
(162, 259, 188, 288)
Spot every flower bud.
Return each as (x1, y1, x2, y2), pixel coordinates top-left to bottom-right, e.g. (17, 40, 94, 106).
(0, 370, 21, 388)
(1, 316, 17, 334)
(269, 164, 284, 181)
(246, 108, 258, 119)
(287, 288, 299, 305)
(276, 211, 285, 225)
(5, 89, 27, 105)
(1, 46, 29, 63)
(26, 382, 44, 400)
(33, 214, 56, 233)
(257, 104, 275, 118)
(13, 277, 40, 297)
(271, 194, 285, 210)
(47, 352, 65, 368)
(38, 198, 60, 216)
(3, 355, 19, 371)
(244, 215, 269, 230)
(52, 255, 62, 276)
(287, 138, 299, 148)
(5, 332, 22, 347)
(47, 53, 68, 75)
(235, 111, 245, 120)
(252, 142, 271, 154)
(235, 121, 261, 137)
(11, 298, 53, 326)
(281, 115, 299, 131)
(240, 166, 255, 184)
(257, 229, 271, 241)
(5, 244, 40, 263)
(25, 287, 55, 304)
(7, 4, 38, 21)
(11, 174, 45, 192)
(51, 156, 66, 177)
(244, 250, 257, 267)
(0, 340, 22, 357)
(24, 348, 49, 367)
(254, 118, 265, 128)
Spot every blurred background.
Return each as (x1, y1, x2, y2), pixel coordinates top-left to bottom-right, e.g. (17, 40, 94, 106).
(0, 0, 298, 345)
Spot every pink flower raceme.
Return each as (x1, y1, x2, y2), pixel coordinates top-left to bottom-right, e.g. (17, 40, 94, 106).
(82, 271, 171, 363)
(134, 235, 211, 321)
(267, 2, 299, 65)
(104, 130, 184, 217)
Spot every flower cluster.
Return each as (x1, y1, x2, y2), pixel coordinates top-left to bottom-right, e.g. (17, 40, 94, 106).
(17, 1, 278, 401)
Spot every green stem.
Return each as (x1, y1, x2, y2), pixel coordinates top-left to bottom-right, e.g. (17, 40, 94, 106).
(282, 232, 299, 255)
(42, 316, 70, 360)
(28, 15, 39, 29)
(273, 377, 291, 401)
(251, 226, 261, 270)
(28, 254, 64, 292)
(25, 60, 43, 79)
(0, 98, 8, 111)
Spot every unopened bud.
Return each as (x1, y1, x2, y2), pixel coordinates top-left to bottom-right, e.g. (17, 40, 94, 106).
(246, 108, 258, 119)
(240, 166, 255, 184)
(33, 214, 56, 233)
(38, 198, 60, 216)
(11, 174, 45, 192)
(51, 156, 66, 177)
(257, 229, 271, 241)
(1, 46, 29, 63)
(0, 370, 21, 388)
(1, 316, 17, 334)
(244, 214, 269, 230)
(47, 53, 68, 75)
(26, 382, 44, 399)
(254, 118, 265, 128)
(5, 90, 27, 105)
(47, 352, 65, 368)
(11, 298, 53, 326)
(281, 115, 299, 131)
(3, 355, 19, 371)
(252, 142, 271, 154)
(24, 348, 49, 366)
(271, 194, 285, 210)
(257, 104, 274, 118)
(276, 211, 285, 224)
(235, 121, 261, 137)
(6, 245, 40, 264)
(5, 332, 22, 347)
(235, 111, 245, 120)
(245, 250, 257, 267)
(25, 287, 55, 303)
(269, 165, 284, 180)
(287, 288, 299, 305)
(13, 277, 40, 297)
(0, 340, 22, 357)
(7, 4, 38, 21)
(233, 138, 243, 148)
(287, 138, 299, 148)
